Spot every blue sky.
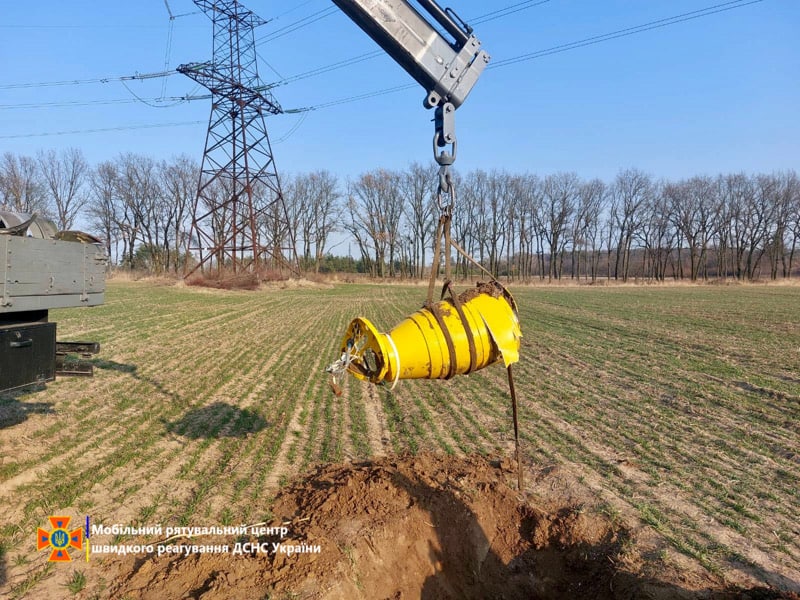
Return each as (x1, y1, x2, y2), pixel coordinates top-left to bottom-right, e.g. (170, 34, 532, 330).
(1, 0, 797, 182)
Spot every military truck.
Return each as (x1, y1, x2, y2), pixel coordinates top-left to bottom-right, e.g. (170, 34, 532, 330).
(0, 211, 107, 393)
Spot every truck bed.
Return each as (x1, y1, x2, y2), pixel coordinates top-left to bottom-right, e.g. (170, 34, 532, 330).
(1, 235, 106, 313)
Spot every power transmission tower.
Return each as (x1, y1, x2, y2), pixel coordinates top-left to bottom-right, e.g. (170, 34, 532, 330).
(178, 0, 298, 277)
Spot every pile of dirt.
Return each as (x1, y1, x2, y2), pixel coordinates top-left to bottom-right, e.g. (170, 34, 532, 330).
(106, 454, 796, 600)
(185, 271, 262, 290)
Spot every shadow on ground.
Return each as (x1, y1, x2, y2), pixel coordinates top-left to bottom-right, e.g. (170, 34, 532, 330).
(164, 402, 269, 438)
(0, 545, 6, 590)
(93, 359, 182, 403)
(0, 385, 54, 429)
(388, 468, 799, 600)
(92, 358, 138, 375)
(92, 360, 266, 438)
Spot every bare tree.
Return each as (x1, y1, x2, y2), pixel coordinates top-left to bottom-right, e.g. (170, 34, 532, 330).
(400, 162, 437, 279)
(451, 170, 486, 279)
(459, 170, 489, 275)
(0, 152, 50, 217)
(37, 148, 88, 230)
(572, 178, 605, 281)
(539, 172, 579, 280)
(610, 168, 651, 281)
(283, 173, 312, 265)
(723, 173, 770, 280)
(111, 153, 158, 270)
(637, 182, 677, 281)
(508, 174, 539, 281)
(485, 170, 510, 276)
(665, 176, 719, 281)
(308, 170, 341, 273)
(713, 175, 733, 279)
(345, 170, 403, 277)
(205, 177, 233, 270)
(750, 174, 780, 280)
(286, 170, 342, 273)
(18, 144, 800, 283)
(160, 155, 197, 272)
(761, 170, 799, 279)
(126, 154, 166, 271)
(87, 161, 120, 263)
(529, 179, 549, 280)
(345, 190, 375, 276)
(784, 170, 800, 278)
(603, 210, 616, 281)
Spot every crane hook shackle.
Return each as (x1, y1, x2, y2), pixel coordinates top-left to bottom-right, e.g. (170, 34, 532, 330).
(433, 134, 456, 167)
(433, 101, 456, 209)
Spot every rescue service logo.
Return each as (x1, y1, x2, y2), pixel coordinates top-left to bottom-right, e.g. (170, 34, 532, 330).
(37, 516, 84, 562)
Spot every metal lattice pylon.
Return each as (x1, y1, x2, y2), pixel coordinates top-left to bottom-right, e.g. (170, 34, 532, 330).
(178, 0, 298, 277)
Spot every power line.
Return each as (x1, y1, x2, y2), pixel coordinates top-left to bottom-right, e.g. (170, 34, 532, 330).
(0, 0, 550, 92)
(284, 0, 767, 112)
(273, 111, 311, 144)
(265, 50, 384, 89)
(305, 83, 416, 111)
(260, 0, 763, 97)
(257, 50, 285, 80)
(121, 80, 187, 108)
(472, 0, 552, 25)
(161, 1, 176, 99)
(0, 98, 144, 110)
(255, 7, 338, 44)
(259, 1, 554, 88)
(0, 70, 175, 91)
(490, 0, 765, 69)
(0, 24, 174, 29)
(172, 10, 201, 19)
(274, 0, 324, 20)
(0, 0, 769, 126)
(0, 120, 205, 140)
(292, 0, 767, 107)
(255, 0, 552, 48)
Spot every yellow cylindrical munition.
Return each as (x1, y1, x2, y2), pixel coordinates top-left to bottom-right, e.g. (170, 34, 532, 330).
(329, 281, 521, 391)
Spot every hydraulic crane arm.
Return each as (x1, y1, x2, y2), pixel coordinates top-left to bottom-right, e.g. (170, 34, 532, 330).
(330, 0, 490, 111)
(331, 0, 490, 193)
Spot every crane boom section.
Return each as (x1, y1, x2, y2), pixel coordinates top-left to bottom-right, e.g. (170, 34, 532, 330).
(330, 0, 489, 109)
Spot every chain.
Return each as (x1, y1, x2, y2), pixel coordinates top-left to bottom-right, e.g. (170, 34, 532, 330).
(427, 104, 457, 304)
(437, 162, 454, 215)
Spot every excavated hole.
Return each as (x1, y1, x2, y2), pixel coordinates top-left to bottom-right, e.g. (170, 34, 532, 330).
(107, 454, 629, 600)
(106, 454, 796, 600)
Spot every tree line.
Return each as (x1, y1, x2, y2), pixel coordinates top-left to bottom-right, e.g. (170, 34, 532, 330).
(1, 148, 798, 281)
